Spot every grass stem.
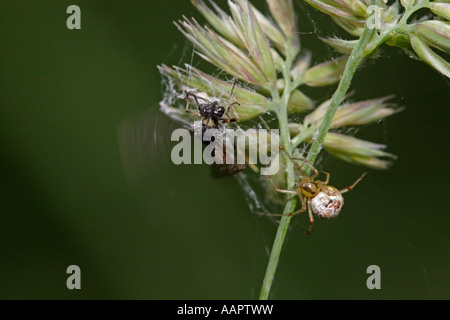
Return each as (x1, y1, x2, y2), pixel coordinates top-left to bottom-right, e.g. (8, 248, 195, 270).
(258, 22, 375, 300)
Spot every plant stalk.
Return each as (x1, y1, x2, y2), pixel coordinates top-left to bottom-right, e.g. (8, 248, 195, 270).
(259, 22, 375, 300)
(259, 39, 297, 300)
(305, 23, 375, 166)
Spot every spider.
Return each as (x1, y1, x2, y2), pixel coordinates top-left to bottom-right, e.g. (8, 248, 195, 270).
(182, 81, 240, 129)
(262, 147, 367, 234)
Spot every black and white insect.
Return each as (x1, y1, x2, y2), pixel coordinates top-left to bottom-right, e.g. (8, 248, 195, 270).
(181, 82, 245, 176)
(182, 82, 240, 129)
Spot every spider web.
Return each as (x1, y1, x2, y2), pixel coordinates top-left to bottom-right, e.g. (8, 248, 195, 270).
(131, 0, 450, 299)
(296, 0, 450, 299)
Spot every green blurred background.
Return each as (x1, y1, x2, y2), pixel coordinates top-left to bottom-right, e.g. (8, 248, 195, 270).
(0, 0, 449, 299)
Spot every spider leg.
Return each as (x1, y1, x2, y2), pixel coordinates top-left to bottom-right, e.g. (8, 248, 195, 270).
(339, 172, 367, 194)
(318, 170, 330, 185)
(278, 146, 303, 173)
(297, 190, 307, 212)
(305, 199, 315, 235)
(256, 181, 306, 217)
(298, 157, 320, 179)
(256, 207, 306, 217)
(268, 175, 297, 195)
(279, 146, 318, 178)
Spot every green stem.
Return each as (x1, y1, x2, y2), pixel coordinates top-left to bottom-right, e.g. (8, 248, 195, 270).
(259, 22, 375, 300)
(305, 23, 375, 167)
(290, 125, 315, 151)
(259, 40, 297, 300)
(365, 1, 429, 54)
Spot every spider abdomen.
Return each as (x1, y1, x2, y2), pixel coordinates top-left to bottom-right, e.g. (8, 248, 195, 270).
(311, 190, 344, 219)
